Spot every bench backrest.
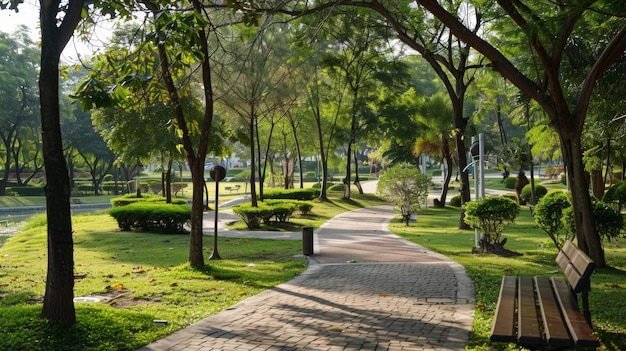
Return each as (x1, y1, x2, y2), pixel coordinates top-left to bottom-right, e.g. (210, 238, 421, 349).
(555, 240, 595, 293)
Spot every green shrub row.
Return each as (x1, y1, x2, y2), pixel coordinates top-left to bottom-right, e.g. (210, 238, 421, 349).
(108, 202, 191, 233)
(6, 186, 45, 196)
(265, 199, 314, 215)
(110, 193, 187, 207)
(262, 188, 320, 200)
(232, 202, 300, 229)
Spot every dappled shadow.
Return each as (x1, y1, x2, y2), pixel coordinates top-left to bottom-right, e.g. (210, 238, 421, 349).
(139, 263, 472, 350)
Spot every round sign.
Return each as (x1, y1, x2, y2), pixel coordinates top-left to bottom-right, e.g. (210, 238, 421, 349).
(209, 165, 227, 181)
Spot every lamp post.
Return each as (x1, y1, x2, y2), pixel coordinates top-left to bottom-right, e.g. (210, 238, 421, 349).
(209, 165, 226, 260)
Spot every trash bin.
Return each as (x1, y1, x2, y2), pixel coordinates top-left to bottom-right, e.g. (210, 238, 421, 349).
(302, 226, 314, 256)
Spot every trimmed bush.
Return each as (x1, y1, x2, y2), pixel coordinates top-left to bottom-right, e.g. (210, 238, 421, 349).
(110, 194, 186, 207)
(561, 173, 567, 185)
(266, 199, 315, 215)
(463, 196, 520, 251)
(8, 186, 45, 196)
(500, 193, 518, 203)
(108, 202, 191, 233)
(563, 199, 624, 243)
(262, 188, 320, 200)
(449, 195, 462, 207)
(503, 177, 517, 189)
(232, 201, 298, 229)
(327, 183, 345, 192)
(520, 184, 548, 204)
(534, 190, 572, 249)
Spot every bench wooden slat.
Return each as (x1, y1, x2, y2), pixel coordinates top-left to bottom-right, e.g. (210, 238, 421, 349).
(490, 241, 599, 349)
(534, 277, 573, 347)
(551, 277, 601, 348)
(490, 276, 517, 343)
(517, 276, 544, 346)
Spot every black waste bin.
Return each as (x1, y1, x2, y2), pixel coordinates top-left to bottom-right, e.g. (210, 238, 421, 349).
(302, 226, 314, 256)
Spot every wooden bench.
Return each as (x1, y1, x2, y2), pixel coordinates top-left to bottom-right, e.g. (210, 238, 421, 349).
(490, 240, 600, 349)
(224, 184, 241, 193)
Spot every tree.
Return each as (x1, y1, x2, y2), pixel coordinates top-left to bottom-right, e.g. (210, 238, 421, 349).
(411, 0, 626, 267)
(215, 17, 297, 205)
(376, 162, 430, 225)
(37, 0, 85, 323)
(0, 26, 40, 195)
(414, 92, 455, 208)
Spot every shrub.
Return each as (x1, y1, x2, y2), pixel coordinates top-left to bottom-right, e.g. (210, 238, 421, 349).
(503, 177, 517, 189)
(463, 196, 519, 251)
(8, 186, 45, 196)
(110, 194, 186, 207)
(534, 190, 573, 249)
(232, 202, 298, 228)
(262, 188, 320, 200)
(108, 202, 191, 233)
(603, 181, 626, 211)
(500, 193, 518, 203)
(302, 172, 318, 182)
(563, 199, 624, 243)
(561, 173, 567, 185)
(520, 184, 548, 204)
(265, 199, 314, 215)
(327, 183, 345, 192)
(449, 195, 462, 207)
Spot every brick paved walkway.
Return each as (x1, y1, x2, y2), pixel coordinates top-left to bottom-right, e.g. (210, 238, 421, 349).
(138, 205, 475, 351)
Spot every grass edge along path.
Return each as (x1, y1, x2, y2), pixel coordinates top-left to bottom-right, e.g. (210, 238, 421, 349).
(390, 206, 626, 351)
(0, 193, 389, 351)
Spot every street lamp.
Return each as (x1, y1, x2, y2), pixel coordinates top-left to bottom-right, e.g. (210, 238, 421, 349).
(209, 165, 226, 260)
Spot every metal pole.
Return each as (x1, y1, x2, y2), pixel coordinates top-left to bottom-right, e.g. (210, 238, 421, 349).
(479, 133, 485, 198)
(209, 178, 221, 260)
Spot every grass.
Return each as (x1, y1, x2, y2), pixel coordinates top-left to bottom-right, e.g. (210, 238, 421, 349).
(389, 206, 626, 351)
(0, 192, 389, 351)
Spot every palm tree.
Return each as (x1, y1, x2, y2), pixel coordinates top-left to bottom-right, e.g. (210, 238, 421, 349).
(414, 93, 455, 207)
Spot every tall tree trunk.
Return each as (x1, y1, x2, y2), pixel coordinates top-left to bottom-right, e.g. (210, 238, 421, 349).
(354, 150, 363, 194)
(39, 0, 84, 323)
(343, 141, 352, 199)
(561, 129, 606, 267)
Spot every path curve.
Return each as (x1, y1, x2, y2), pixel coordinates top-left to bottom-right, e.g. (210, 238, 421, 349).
(138, 205, 475, 351)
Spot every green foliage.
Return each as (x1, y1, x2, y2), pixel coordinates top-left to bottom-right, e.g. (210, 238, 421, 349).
(520, 184, 548, 204)
(502, 177, 517, 189)
(265, 199, 314, 215)
(110, 193, 186, 207)
(563, 199, 624, 243)
(232, 202, 298, 229)
(463, 196, 520, 246)
(377, 162, 430, 225)
(500, 193, 518, 203)
(328, 183, 345, 192)
(534, 190, 573, 249)
(449, 195, 462, 207)
(6, 186, 45, 196)
(561, 173, 567, 185)
(603, 181, 626, 211)
(108, 202, 191, 233)
(262, 188, 320, 200)
(233, 169, 250, 183)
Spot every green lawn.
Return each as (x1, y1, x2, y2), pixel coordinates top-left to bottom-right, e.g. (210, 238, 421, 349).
(390, 206, 626, 351)
(0, 192, 389, 351)
(2, 190, 624, 350)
